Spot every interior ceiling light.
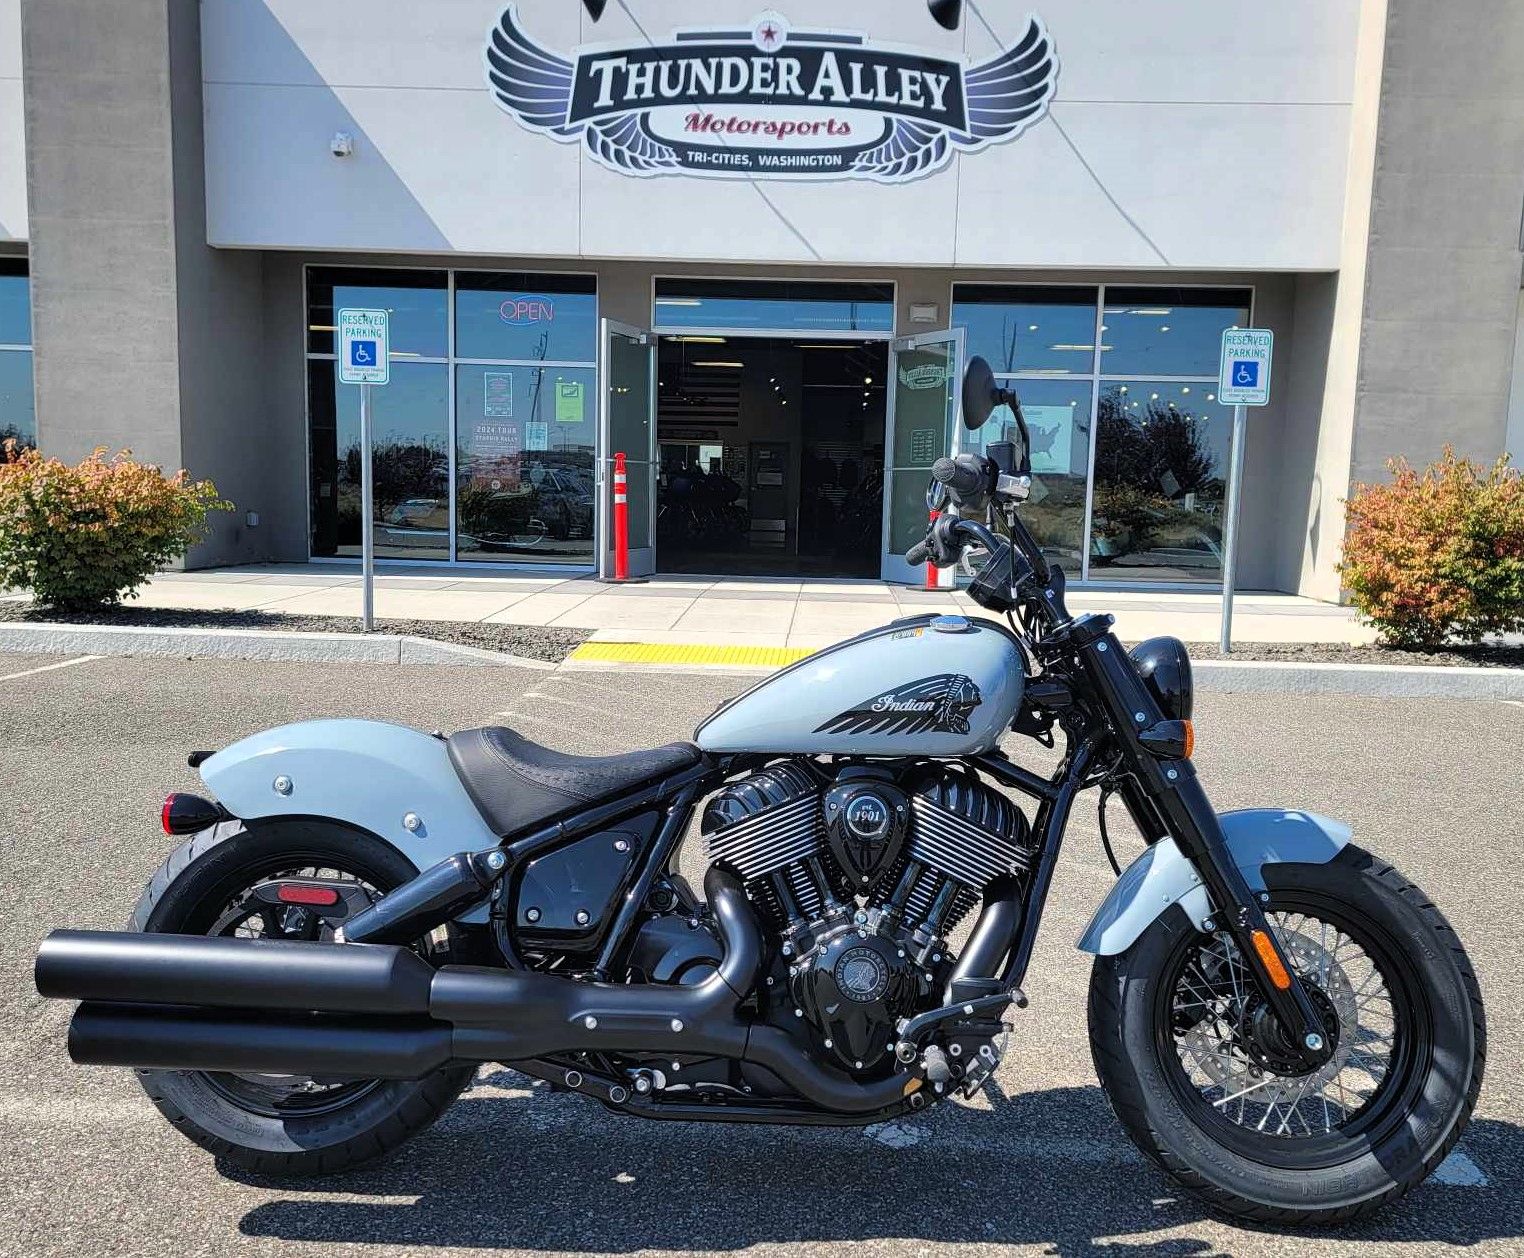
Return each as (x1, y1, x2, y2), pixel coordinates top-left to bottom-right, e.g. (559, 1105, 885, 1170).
(798, 343, 855, 350)
(1128, 308, 1172, 316)
(692, 360, 743, 368)
(669, 335, 725, 343)
(655, 297, 702, 306)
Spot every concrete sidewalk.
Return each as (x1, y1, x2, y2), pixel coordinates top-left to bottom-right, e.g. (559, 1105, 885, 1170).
(114, 564, 1377, 650)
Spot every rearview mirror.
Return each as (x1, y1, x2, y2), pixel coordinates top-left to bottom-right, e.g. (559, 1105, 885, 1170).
(962, 356, 998, 432)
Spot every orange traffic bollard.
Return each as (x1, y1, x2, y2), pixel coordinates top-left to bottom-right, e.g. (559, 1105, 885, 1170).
(612, 451, 629, 582)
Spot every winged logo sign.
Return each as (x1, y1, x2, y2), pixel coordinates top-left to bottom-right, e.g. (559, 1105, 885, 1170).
(484, 8, 1058, 183)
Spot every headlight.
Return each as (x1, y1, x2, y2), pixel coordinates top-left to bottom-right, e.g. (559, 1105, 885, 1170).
(1128, 636, 1193, 722)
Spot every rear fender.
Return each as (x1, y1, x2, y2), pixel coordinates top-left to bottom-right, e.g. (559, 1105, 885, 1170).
(1077, 809, 1352, 956)
(199, 719, 500, 922)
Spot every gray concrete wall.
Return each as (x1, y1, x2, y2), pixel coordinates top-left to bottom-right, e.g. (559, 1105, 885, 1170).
(21, 0, 183, 468)
(1351, 0, 1524, 485)
(21, 0, 277, 566)
(165, 0, 272, 565)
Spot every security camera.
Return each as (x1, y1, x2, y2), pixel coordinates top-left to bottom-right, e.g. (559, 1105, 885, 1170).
(330, 131, 354, 158)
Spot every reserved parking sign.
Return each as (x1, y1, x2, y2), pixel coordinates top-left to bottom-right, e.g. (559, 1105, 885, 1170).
(1218, 328, 1272, 406)
(338, 308, 390, 386)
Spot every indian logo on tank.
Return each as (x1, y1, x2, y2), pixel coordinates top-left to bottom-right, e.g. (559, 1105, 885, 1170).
(484, 7, 1058, 183)
(815, 674, 982, 737)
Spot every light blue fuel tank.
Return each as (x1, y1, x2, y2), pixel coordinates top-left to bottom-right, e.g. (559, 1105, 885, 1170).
(695, 615, 1026, 758)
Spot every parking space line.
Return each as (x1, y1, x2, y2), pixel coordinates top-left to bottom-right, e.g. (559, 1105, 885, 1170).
(0, 654, 101, 683)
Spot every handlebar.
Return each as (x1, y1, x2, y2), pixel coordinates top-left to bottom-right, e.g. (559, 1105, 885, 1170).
(931, 454, 986, 499)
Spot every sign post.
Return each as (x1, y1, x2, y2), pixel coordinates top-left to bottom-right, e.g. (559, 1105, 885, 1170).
(337, 308, 390, 632)
(1216, 328, 1273, 653)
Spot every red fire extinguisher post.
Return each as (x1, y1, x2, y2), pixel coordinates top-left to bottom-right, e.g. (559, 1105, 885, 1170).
(612, 451, 630, 582)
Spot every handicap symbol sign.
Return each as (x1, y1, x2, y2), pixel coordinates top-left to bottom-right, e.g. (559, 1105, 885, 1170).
(1231, 360, 1259, 388)
(350, 340, 376, 367)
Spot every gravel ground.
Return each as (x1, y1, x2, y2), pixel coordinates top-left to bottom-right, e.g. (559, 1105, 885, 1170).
(1183, 640, 1524, 667)
(0, 601, 591, 663)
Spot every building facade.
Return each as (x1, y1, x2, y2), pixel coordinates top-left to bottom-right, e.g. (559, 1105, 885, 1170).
(2, 0, 1521, 597)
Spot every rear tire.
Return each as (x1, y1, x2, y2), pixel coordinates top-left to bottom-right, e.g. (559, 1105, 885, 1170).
(1088, 844, 1485, 1225)
(132, 820, 476, 1176)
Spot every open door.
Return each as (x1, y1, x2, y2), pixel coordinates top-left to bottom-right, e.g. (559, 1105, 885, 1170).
(881, 327, 965, 584)
(598, 319, 657, 579)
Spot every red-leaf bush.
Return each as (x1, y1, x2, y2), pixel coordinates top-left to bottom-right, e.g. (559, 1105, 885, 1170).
(0, 443, 230, 610)
(1339, 447, 1524, 648)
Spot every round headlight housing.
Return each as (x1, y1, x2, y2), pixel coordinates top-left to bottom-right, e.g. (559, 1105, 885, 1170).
(1128, 636, 1193, 722)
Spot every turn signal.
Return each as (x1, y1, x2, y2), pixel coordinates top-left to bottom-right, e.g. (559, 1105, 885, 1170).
(1138, 718, 1193, 760)
(1250, 929, 1293, 990)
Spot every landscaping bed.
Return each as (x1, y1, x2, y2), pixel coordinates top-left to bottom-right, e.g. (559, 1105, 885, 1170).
(0, 601, 591, 664)
(1178, 641, 1524, 669)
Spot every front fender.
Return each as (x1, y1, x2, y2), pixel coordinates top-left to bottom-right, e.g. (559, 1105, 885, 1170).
(200, 720, 501, 920)
(1076, 809, 1352, 956)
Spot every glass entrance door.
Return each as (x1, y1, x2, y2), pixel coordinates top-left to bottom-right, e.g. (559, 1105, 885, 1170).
(882, 328, 964, 583)
(598, 320, 657, 578)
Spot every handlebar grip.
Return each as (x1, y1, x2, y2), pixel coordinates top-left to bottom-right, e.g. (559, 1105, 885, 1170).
(906, 538, 932, 567)
(931, 454, 985, 497)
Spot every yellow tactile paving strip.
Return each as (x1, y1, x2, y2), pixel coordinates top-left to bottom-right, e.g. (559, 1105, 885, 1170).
(567, 641, 815, 668)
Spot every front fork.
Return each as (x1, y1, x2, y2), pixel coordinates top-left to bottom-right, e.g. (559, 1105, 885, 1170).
(1070, 615, 1332, 1068)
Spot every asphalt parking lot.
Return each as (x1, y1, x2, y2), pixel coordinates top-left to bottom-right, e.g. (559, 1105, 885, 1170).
(2, 651, 1522, 1257)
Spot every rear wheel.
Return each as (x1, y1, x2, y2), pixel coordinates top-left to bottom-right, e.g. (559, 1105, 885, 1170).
(132, 820, 476, 1176)
(1088, 845, 1484, 1225)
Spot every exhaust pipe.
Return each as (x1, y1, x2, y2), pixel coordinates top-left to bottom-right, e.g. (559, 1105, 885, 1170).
(40, 865, 1004, 1113)
(69, 1004, 453, 1079)
(41, 869, 915, 1110)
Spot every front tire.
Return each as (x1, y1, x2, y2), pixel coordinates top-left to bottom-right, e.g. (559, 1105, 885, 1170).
(1088, 844, 1485, 1225)
(132, 820, 476, 1176)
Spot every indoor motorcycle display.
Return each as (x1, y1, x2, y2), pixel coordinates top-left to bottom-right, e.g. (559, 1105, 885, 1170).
(33, 357, 1483, 1226)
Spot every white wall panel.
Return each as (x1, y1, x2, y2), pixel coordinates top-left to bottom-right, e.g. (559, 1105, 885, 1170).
(0, 0, 25, 240)
(201, 0, 1361, 269)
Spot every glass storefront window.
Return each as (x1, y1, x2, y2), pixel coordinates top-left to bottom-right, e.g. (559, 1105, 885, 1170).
(306, 268, 447, 358)
(1091, 381, 1233, 581)
(455, 365, 596, 564)
(306, 266, 597, 567)
(308, 360, 450, 560)
(952, 282, 1252, 584)
(0, 265, 30, 347)
(654, 278, 894, 334)
(0, 261, 35, 454)
(968, 377, 1093, 570)
(953, 286, 1099, 376)
(0, 349, 35, 454)
(455, 272, 596, 363)
(1100, 287, 1251, 377)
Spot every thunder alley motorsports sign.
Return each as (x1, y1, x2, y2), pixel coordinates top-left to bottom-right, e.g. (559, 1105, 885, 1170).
(485, 8, 1058, 182)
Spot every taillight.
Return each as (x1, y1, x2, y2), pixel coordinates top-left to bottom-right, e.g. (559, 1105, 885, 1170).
(160, 792, 226, 836)
(275, 884, 341, 906)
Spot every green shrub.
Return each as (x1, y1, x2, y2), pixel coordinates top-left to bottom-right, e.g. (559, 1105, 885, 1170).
(1339, 447, 1524, 648)
(0, 443, 230, 610)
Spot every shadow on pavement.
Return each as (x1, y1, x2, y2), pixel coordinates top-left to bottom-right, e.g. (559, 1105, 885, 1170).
(231, 1083, 1524, 1254)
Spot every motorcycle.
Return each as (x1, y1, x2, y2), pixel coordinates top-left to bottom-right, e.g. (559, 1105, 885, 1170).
(33, 357, 1483, 1225)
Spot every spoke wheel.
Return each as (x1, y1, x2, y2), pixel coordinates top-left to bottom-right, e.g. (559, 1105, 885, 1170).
(132, 821, 477, 1175)
(1163, 903, 1414, 1158)
(197, 862, 391, 1118)
(1088, 846, 1484, 1224)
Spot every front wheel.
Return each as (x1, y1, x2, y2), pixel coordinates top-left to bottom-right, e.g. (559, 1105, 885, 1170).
(1088, 844, 1485, 1225)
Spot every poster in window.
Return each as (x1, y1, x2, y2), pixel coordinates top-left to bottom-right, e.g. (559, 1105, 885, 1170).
(484, 372, 514, 418)
(1022, 404, 1076, 475)
(525, 420, 549, 451)
(555, 380, 585, 423)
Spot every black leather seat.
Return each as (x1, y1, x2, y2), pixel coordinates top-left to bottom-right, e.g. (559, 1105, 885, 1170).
(446, 726, 705, 837)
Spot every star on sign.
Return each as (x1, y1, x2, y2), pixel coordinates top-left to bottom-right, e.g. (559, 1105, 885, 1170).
(759, 23, 778, 45)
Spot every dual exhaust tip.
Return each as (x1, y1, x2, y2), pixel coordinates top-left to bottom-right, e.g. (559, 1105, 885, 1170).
(33, 867, 925, 1115)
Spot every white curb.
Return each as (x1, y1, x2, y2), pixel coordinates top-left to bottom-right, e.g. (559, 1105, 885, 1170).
(0, 622, 555, 670)
(1194, 657, 1524, 700)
